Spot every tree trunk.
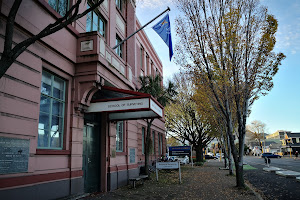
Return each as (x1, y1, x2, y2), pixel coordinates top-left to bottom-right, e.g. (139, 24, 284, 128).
(227, 133, 233, 175)
(235, 161, 245, 188)
(145, 119, 154, 176)
(195, 145, 204, 162)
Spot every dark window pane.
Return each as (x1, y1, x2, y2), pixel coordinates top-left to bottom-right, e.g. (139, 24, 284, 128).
(40, 95, 50, 113)
(51, 115, 63, 132)
(38, 129, 49, 148)
(52, 100, 64, 116)
(39, 112, 50, 131)
(53, 87, 64, 100)
(41, 82, 51, 96)
(99, 18, 105, 36)
(50, 131, 62, 148)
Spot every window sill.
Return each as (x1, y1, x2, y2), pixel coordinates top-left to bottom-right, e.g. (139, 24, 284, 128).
(36, 149, 71, 155)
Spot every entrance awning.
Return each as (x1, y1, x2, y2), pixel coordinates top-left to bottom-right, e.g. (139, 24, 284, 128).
(86, 86, 163, 121)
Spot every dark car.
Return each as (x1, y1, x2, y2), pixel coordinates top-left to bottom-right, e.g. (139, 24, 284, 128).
(261, 153, 282, 158)
(205, 155, 217, 159)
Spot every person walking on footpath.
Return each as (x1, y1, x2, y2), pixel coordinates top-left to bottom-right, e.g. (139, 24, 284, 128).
(295, 151, 298, 160)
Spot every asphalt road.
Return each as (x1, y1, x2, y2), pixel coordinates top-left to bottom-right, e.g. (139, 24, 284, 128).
(243, 156, 300, 200)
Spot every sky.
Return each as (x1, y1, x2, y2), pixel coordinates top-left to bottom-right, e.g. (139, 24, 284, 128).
(135, 0, 300, 134)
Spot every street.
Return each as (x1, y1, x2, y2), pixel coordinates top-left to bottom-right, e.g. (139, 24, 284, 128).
(244, 156, 300, 200)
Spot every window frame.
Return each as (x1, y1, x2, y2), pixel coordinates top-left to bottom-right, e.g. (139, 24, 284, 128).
(116, 121, 124, 152)
(38, 70, 66, 150)
(86, 3, 106, 37)
(115, 35, 123, 58)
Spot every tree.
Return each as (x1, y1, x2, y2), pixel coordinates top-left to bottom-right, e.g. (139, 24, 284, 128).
(246, 120, 266, 150)
(0, 0, 106, 79)
(138, 74, 176, 175)
(165, 73, 214, 162)
(175, 0, 285, 188)
(167, 136, 182, 147)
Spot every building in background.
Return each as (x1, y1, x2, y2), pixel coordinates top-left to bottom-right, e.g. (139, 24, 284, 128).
(0, 0, 166, 199)
(281, 132, 300, 154)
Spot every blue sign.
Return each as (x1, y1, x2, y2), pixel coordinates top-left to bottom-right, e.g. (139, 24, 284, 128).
(169, 146, 191, 156)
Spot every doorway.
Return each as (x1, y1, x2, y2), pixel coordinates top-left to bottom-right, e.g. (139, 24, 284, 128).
(82, 114, 101, 193)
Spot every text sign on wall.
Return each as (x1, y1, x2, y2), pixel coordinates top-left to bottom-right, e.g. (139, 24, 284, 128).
(87, 98, 149, 113)
(80, 40, 93, 52)
(150, 99, 163, 117)
(156, 162, 179, 169)
(0, 137, 30, 174)
(169, 146, 191, 156)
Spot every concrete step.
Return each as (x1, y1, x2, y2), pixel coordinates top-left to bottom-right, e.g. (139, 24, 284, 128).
(276, 170, 300, 178)
(263, 167, 284, 172)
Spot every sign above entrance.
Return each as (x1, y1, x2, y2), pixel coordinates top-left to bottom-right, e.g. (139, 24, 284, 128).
(86, 86, 164, 121)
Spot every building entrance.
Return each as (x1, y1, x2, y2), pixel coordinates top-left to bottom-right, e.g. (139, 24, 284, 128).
(83, 114, 101, 193)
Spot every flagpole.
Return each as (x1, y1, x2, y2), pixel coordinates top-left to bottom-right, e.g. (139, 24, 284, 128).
(112, 7, 171, 50)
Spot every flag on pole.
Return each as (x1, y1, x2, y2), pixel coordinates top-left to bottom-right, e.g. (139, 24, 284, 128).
(152, 14, 173, 61)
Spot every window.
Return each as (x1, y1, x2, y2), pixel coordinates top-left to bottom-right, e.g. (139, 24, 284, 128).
(116, 0, 122, 11)
(152, 131, 155, 154)
(38, 70, 66, 149)
(86, 4, 105, 37)
(116, 121, 124, 152)
(116, 35, 123, 58)
(48, 0, 68, 16)
(142, 127, 145, 154)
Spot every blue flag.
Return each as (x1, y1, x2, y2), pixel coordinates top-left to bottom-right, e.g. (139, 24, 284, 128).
(152, 14, 173, 61)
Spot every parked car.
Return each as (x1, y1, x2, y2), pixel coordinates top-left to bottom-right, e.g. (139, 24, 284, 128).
(175, 156, 189, 164)
(216, 153, 224, 159)
(261, 153, 282, 158)
(205, 155, 217, 160)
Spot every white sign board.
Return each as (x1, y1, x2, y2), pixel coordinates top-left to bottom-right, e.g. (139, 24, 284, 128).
(87, 98, 149, 113)
(150, 99, 163, 117)
(156, 162, 181, 184)
(80, 40, 93, 52)
(156, 162, 179, 169)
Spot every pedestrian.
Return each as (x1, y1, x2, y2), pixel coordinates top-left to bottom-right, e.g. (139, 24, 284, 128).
(295, 151, 298, 160)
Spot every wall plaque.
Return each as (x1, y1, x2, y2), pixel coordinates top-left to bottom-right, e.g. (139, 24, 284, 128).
(0, 137, 30, 174)
(129, 148, 135, 163)
(80, 40, 93, 52)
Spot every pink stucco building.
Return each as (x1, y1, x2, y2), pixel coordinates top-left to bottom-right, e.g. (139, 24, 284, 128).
(0, 0, 166, 199)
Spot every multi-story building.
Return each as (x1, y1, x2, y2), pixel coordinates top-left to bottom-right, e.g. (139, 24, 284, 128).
(266, 130, 290, 140)
(281, 132, 300, 154)
(0, 0, 166, 199)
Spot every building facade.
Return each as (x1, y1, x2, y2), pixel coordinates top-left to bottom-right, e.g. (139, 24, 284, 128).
(0, 0, 166, 199)
(281, 132, 300, 154)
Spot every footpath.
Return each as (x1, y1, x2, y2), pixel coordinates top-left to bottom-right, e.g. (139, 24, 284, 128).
(79, 160, 260, 200)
